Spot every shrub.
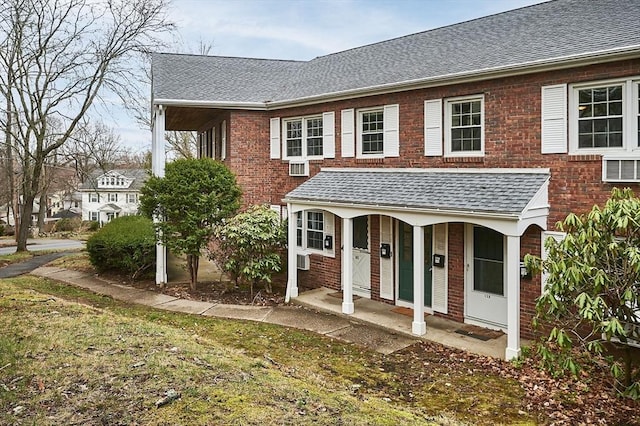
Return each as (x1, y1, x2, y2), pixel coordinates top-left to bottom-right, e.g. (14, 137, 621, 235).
(86, 215, 156, 279)
(54, 217, 80, 232)
(81, 220, 100, 232)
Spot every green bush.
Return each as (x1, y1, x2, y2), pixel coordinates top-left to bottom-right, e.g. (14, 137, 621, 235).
(54, 217, 80, 232)
(86, 215, 156, 279)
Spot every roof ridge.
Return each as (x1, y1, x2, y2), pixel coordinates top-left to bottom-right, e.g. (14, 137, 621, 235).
(152, 51, 305, 64)
(310, 0, 556, 61)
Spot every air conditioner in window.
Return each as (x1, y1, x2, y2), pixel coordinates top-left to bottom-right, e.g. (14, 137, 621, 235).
(296, 253, 310, 270)
(289, 160, 309, 177)
(602, 157, 640, 182)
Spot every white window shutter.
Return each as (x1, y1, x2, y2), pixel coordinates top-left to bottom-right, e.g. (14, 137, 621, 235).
(424, 99, 443, 156)
(322, 111, 335, 158)
(341, 109, 355, 158)
(383, 104, 400, 157)
(221, 120, 227, 160)
(541, 231, 565, 294)
(323, 212, 335, 256)
(541, 84, 567, 154)
(432, 223, 448, 314)
(270, 117, 281, 159)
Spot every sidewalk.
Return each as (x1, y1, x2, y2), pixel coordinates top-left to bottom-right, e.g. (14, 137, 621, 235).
(29, 266, 417, 355)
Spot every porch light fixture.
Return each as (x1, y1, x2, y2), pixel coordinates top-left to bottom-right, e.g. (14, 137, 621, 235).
(324, 235, 333, 250)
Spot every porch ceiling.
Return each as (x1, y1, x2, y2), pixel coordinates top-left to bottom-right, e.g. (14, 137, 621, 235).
(284, 168, 550, 218)
(164, 106, 218, 131)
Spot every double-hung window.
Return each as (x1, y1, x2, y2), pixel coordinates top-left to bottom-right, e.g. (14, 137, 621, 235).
(570, 79, 640, 153)
(89, 211, 99, 221)
(284, 116, 323, 159)
(296, 211, 324, 252)
(89, 193, 99, 203)
(108, 193, 117, 202)
(360, 109, 384, 155)
(127, 193, 137, 204)
(445, 95, 484, 156)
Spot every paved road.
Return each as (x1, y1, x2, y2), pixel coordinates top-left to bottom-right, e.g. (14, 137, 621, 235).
(0, 239, 85, 255)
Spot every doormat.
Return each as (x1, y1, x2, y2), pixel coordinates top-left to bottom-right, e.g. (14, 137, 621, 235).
(454, 325, 504, 341)
(328, 291, 361, 301)
(390, 307, 429, 318)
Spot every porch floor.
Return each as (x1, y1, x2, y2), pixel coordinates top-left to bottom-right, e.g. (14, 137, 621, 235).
(293, 287, 511, 359)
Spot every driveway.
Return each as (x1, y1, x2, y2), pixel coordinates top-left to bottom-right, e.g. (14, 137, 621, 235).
(0, 238, 85, 255)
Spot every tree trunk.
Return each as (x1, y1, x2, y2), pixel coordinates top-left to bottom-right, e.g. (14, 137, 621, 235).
(188, 254, 199, 291)
(16, 194, 35, 251)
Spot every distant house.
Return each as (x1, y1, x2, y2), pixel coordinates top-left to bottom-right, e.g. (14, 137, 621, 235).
(78, 169, 148, 226)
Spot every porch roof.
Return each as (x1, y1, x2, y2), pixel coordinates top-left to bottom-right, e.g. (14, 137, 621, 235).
(284, 168, 550, 218)
(98, 203, 122, 212)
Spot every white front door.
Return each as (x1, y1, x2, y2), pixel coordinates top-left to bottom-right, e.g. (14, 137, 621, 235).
(465, 224, 507, 329)
(352, 216, 371, 297)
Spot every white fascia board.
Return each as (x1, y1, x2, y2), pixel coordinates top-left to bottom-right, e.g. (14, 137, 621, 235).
(152, 98, 267, 110)
(319, 167, 550, 174)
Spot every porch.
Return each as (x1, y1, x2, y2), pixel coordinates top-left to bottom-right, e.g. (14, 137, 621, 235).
(294, 286, 513, 359)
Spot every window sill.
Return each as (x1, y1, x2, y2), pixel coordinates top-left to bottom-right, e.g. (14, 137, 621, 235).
(443, 156, 484, 163)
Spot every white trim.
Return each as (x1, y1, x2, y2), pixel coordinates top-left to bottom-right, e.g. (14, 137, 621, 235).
(320, 166, 550, 174)
(270, 117, 281, 159)
(282, 115, 325, 161)
(221, 120, 227, 160)
(341, 109, 355, 158)
(383, 104, 400, 157)
(444, 94, 485, 157)
(356, 106, 385, 159)
(322, 111, 336, 159)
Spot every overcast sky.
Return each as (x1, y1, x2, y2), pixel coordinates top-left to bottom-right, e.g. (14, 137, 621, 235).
(110, 0, 545, 152)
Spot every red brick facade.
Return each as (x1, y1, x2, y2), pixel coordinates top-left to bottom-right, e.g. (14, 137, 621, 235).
(195, 58, 640, 340)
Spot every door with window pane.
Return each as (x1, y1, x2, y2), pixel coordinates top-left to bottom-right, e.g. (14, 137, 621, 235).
(465, 224, 507, 328)
(352, 216, 371, 297)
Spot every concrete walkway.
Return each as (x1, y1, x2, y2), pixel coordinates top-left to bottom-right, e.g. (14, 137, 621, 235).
(29, 266, 417, 355)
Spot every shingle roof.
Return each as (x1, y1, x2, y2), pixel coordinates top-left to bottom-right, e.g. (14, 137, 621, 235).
(79, 169, 149, 191)
(284, 169, 550, 216)
(152, 0, 640, 105)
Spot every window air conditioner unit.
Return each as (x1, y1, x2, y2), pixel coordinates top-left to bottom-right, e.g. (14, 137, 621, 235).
(289, 160, 309, 177)
(602, 157, 640, 183)
(296, 253, 310, 270)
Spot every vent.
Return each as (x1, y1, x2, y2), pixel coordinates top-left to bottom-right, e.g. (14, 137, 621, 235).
(296, 254, 310, 270)
(289, 161, 309, 177)
(603, 157, 640, 182)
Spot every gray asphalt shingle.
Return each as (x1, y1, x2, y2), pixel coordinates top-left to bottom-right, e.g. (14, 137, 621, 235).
(284, 169, 550, 216)
(152, 0, 640, 105)
(78, 169, 148, 191)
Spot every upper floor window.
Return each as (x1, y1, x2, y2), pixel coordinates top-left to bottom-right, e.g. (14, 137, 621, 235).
(360, 110, 384, 155)
(89, 193, 99, 203)
(108, 193, 117, 202)
(445, 96, 484, 156)
(284, 116, 323, 159)
(570, 79, 640, 154)
(127, 193, 138, 203)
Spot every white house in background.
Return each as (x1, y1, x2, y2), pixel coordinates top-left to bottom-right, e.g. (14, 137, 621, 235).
(78, 169, 148, 226)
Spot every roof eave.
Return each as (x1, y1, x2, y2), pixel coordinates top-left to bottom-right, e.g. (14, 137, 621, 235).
(152, 98, 267, 110)
(282, 198, 521, 220)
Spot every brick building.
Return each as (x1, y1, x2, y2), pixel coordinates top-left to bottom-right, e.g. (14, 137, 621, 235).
(150, 0, 640, 359)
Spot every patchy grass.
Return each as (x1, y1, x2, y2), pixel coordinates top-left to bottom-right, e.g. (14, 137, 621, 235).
(0, 251, 33, 267)
(46, 251, 94, 272)
(0, 276, 538, 425)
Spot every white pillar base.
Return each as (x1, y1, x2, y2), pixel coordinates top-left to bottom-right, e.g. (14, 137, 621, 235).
(288, 286, 299, 298)
(412, 321, 426, 335)
(505, 347, 521, 361)
(342, 302, 354, 314)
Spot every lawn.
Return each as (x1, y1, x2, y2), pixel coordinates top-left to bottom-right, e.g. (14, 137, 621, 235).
(0, 276, 534, 425)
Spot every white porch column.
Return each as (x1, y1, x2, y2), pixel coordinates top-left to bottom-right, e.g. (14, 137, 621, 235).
(342, 217, 354, 314)
(505, 235, 521, 360)
(412, 225, 426, 335)
(285, 205, 298, 302)
(152, 104, 167, 285)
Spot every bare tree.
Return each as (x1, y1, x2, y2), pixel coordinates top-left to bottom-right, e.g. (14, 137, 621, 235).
(0, 0, 173, 251)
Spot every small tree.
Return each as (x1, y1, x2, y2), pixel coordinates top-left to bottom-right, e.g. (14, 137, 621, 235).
(525, 187, 640, 398)
(211, 205, 286, 297)
(139, 158, 241, 290)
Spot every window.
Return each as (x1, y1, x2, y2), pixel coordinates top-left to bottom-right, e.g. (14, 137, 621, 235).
(284, 116, 323, 158)
(127, 193, 138, 203)
(360, 110, 384, 154)
(108, 193, 117, 202)
(89, 193, 99, 203)
(445, 96, 484, 156)
(577, 85, 623, 148)
(89, 211, 99, 221)
(571, 79, 640, 153)
(306, 212, 324, 250)
(295, 210, 330, 252)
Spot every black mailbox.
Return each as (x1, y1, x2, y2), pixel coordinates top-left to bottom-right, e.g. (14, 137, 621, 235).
(433, 254, 445, 267)
(380, 243, 392, 258)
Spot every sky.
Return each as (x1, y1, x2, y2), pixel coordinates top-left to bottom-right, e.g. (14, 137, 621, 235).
(110, 0, 546, 152)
